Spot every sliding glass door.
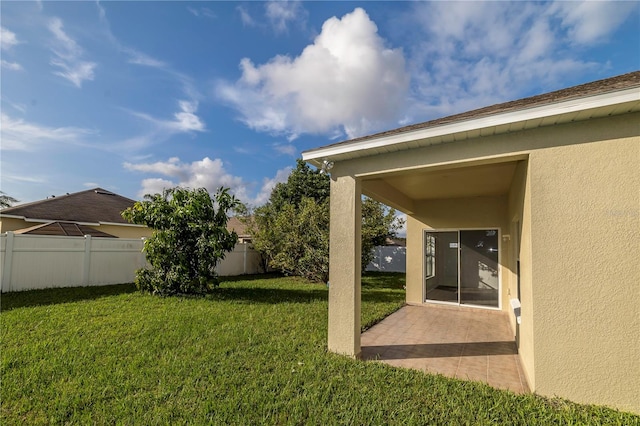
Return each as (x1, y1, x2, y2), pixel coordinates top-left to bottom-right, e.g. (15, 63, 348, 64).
(425, 229, 499, 308)
(425, 231, 459, 303)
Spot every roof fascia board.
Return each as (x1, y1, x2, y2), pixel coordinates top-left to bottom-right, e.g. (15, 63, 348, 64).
(0, 215, 102, 226)
(0, 214, 28, 220)
(302, 87, 639, 161)
(0, 215, 145, 228)
(98, 221, 147, 228)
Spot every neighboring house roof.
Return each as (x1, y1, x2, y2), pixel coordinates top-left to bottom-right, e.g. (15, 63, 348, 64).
(226, 217, 252, 239)
(0, 188, 137, 225)
(302, 71, 640, 165)
(385, 237, 406, 247)
(14, 222, 117, 238)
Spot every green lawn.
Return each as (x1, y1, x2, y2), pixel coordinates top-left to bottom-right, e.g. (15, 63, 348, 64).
(1, 273, 637, 425)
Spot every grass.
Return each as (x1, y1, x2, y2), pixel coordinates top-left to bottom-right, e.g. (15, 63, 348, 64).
(1, 272, 637, 425)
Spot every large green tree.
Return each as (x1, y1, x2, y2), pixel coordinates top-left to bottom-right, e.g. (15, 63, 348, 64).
(248, 160, 403, 283)
(122, 187, 239, 296)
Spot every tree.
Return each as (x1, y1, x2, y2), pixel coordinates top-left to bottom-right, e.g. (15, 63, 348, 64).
(361, 197, 404, 272)
(247, 160, 404, 282)
(0, 191, 19, 208)
(248, 160, 331, 282)
(269, 159, 330, 210)
(122, 187, 239, 296)
(269, 198, 329, 282)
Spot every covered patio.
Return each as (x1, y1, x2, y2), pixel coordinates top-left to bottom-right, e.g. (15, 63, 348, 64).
(361, 304, 528, 394)
(302, 72, 640, 412)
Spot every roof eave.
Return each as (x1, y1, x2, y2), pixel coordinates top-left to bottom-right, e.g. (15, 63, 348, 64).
(302, 87, 640, 164)
(0, 214, 146, 228)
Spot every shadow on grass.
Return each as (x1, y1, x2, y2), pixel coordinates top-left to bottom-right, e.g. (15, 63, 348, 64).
(1, 283, 138, 312)
(212, 272, 405, 304)
(1, 272, 406, 310)
(362, 272, 406, 290)
(207, 286, 328, 304)
(218, 273, 285, 283)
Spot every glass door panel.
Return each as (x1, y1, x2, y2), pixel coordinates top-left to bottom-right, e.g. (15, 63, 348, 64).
(425, 231, 459, 303)
(459, 229, 499, 307)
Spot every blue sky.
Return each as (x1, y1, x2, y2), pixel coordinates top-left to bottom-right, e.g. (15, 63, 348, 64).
(1, 1, 639, 206)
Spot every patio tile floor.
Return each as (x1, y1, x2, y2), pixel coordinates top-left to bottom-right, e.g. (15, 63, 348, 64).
(361, 304, 529, 394)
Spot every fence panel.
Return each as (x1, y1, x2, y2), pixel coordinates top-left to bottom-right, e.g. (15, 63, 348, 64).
(89, 237, 148, 285)
(216, 244, 265, 277)
(365, 246, 407, 273)
(2, 234, 87, 291)
(1, 233, 265, 292)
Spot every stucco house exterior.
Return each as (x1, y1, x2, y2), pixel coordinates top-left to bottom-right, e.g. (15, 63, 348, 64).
(302, 71, 639, 413)
(0, 188, 153, 239)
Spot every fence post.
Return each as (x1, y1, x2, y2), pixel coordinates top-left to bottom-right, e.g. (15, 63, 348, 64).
(139, 237, 146, 270)
(243, 243, 248, 274)
(83, 235, 92, 285)
(2, 232, 15, 292)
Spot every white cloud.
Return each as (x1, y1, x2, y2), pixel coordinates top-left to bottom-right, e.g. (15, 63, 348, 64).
(254, 166, 292, 206)
(95, 2, 167, 70)
(47, 17, 96, 88)
(188, 6, 216, 19)
(173, 101, 206, 132)
(124, 157, 249, 201)
(1, 26, 20, 50)
(237, 6, 255, 27)
(126, 49, 166, 68)
(218, 7, 409, 140)
(1, 60, 23, 71)
(550, 1, 637, 44)
(2, 173, 46, 184)
(129, 100, 206, 133)
(1, 27, 23, 70)
(0, 113, 95, 151)
(265, 1, 306, 33)
(124, 157, 290, 207)
(3, 99, 27, 113)
(402, 1, 626, 121)
(136, 178, 176, 196)
(109, 101, 204, 154)
(273, 143, 297, 156)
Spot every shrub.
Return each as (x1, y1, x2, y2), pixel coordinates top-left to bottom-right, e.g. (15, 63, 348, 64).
(122, 187, 239, 295)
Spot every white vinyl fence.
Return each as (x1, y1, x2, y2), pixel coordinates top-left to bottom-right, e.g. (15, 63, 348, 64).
(365, 246, 406, 273)
(0, 232, 265, 293)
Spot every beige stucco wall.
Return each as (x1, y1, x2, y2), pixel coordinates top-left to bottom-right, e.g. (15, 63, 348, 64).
(527, 138, 639, 413)
(0, 217, 29, 233)
(326, 111, 639, 412)
(96, 224, 152, 239)
(507, 160, 536, 389)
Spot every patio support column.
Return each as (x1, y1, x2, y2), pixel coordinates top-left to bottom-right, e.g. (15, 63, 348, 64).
(328, 175, 362, 357)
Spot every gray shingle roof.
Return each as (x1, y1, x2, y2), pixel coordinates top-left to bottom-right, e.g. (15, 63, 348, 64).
(0, 188, 136, 224)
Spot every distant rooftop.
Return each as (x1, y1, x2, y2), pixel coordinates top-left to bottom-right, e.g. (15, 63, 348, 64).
(0, 188, 136, 224)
